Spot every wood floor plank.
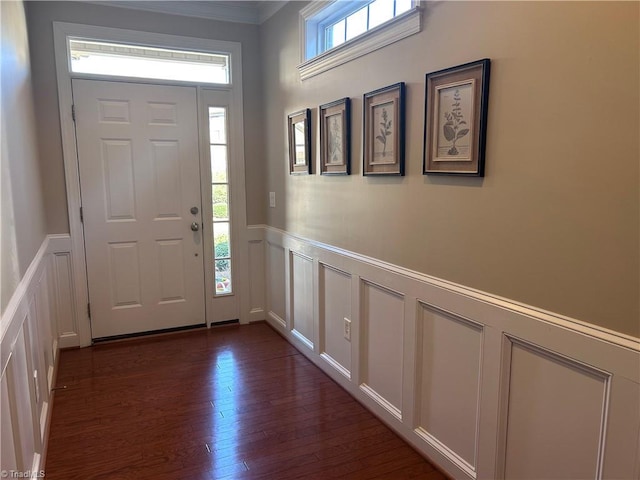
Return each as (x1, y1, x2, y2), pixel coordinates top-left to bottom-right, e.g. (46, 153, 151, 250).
(45, 323, 444, 479)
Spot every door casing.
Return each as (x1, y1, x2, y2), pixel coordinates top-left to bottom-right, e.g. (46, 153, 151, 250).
(54, 22, 249, 346)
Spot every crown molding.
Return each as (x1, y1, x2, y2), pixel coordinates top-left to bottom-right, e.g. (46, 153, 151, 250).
(257, 1, 287, 23)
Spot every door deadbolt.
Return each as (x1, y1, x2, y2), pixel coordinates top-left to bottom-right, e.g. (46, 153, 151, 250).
(190, 222, 200, 232)
(190, 206, 199, 215)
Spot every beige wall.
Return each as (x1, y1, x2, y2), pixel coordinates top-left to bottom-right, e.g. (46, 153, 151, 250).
(25, 0, 266, 232)
(1, 0, 47, 314)
(260, 1, 640, 337)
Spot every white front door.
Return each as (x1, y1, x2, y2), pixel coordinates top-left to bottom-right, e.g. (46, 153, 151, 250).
(73, 79, 205, 339)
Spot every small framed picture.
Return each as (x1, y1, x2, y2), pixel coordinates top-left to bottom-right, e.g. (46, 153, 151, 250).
(363, 82, 405, 176)
(319, 98, 351, 175)
(288, 109, 312, 175)
(423, 59, 491, 176)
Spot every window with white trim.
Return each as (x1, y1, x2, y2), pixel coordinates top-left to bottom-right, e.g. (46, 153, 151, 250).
(209, 106, 234, 295)
(69, 39, 230, 84)
(299, 0, 421, 80)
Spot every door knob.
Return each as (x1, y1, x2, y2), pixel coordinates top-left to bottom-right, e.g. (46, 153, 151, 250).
(191, 222, 200, 232)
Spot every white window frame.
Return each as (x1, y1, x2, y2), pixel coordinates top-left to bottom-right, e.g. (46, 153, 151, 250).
(67, 38, 232, 85)
(53, 22, 250, 345)
(298, 0, 422, 80)
(199, 90, 245, 323)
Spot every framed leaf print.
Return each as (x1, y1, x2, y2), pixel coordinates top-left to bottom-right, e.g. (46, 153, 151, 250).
(363, 82, 405, 176)
(288, 109, 312, 175)
(423, 59, 491, 176)
(320, 98, 351, 175)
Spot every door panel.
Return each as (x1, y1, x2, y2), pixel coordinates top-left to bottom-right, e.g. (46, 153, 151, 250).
(73, 79, 205, 339)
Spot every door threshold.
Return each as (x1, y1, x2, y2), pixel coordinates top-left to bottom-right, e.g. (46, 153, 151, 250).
(92, 323, 206, 344)
(210, 319, 240, 327)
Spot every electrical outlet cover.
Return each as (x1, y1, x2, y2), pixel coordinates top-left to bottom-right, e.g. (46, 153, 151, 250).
(343, 317, 351, 341)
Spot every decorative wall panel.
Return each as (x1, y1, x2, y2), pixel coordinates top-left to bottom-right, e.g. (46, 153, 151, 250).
(360, 280, 404, 419)
(415, 304, 483, 475)
(319, 264, 352, 378)
(247, 238, 265, 321)
(266, 241, 286, 327)
(502, 338, 609, 479)
(291, 251, 314, 348)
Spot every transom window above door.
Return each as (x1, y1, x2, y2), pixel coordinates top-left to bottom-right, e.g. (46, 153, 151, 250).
(68, 39, 230, 84)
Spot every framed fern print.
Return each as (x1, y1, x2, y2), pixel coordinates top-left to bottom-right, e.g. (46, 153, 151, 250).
(363, 82, 405, 176)
(320, 98, 350, 175)
(423, 59, 491, 176)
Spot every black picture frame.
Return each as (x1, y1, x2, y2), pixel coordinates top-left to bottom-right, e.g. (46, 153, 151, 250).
(363, 82, 406, 176)
(319, 97, 351, 175)
(288, 109, 312, 175)
(423, 59, 491, 176)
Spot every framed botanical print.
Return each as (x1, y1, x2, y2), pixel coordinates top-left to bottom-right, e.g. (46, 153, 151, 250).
(319, 98, 351, 175)
(363, 82, 405, 176)
(423, 59, 491, 176)
(288, 109, 312, 174)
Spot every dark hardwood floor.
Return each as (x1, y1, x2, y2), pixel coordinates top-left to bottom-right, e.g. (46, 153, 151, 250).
(45, 323, 445, 479)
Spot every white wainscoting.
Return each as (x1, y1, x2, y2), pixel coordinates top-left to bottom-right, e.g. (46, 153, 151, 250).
(48, 235, 79, 349)
(250, 225, 640, 480)
(360, 280, 404, 421)
(290, 251, 314, 349)
(265, 234, 286, 329)
(0, 235, 75, 475)
(318, 264, 352, 379)
(246, 227, 266, 323)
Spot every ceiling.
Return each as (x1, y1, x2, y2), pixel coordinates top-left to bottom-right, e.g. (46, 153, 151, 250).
(90, 1, 288, 25)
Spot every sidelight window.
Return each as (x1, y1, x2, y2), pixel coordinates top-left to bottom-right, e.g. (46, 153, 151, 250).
(209, 107, 232, 295)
